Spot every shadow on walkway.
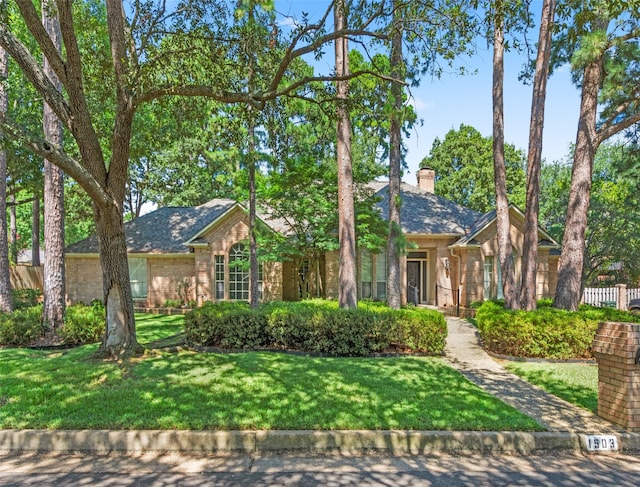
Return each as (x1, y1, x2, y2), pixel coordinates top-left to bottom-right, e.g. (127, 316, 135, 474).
(444, 316, 621, 433)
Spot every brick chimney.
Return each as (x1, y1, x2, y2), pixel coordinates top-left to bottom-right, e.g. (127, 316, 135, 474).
(417, 167, 435, 193)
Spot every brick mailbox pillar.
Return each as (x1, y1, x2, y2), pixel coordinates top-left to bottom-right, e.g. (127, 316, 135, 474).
(592, 321, 640, 431)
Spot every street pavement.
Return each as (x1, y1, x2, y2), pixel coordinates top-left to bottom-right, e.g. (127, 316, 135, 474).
(1, 451, 640, 486)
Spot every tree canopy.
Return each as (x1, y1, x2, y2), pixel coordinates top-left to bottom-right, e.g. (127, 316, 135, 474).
(420, 124, 526, 213)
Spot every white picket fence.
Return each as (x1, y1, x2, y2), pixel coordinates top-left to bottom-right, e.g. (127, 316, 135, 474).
(582, 286, 640, 308)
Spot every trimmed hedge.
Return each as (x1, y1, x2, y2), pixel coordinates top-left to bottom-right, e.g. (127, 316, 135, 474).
(184, 300, 447, 356)
(476, 300, 640, 359)
(0, 302, 106, 347)
(0, 305, 46, 346)
(60, 302, 106, 344)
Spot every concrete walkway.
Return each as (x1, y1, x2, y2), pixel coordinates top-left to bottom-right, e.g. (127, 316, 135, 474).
(444, 315, 621, 433)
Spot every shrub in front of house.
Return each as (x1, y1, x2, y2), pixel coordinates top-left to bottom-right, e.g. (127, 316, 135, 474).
(0, 305, 46, 346)
(60, 302, 106, 344)
(475, 300, 640, 359)
(392, 308, 447, 354)
(185, 300, 447, 356)
(184, 301, 269, 349)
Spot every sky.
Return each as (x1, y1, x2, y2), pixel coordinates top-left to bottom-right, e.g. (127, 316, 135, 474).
(275, 0, 583, 184)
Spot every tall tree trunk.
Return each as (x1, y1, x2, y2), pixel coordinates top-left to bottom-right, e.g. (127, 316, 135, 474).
(553, 58, 603, 311)
(95, 200, 140, 356)
(0, 13, 13, 312)
(248, 116, 259, 309)
(31, 195, 40, 266)
(520, 0, 554, 311)
(42, 0, 66, 329)
(492, 1, 517, 309)
(335, 0, 357, 309)
(9, 193, 17, 264)
(386, 0, 403, 309)
(246, 4, 259, 310)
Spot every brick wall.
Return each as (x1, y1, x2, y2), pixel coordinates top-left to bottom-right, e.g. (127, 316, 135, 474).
(65, 257, 103, 304)
(147, 257, 196, 307)
(592, 321, 640, 431)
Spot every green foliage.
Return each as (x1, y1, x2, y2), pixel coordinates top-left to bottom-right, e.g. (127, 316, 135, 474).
(184, 302, 267, 350)
(476, 300, 640, 359)
(11, 289, 41, 310)
(185, 300, 447, 356)
(0, 306, 45, 347)
(541, 143, 640, 286)
(420, 124, 526, 212)
(60, 302, 106, 345)
(394, 309, 447, 354)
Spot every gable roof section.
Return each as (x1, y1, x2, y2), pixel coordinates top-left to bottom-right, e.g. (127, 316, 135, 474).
(451, 205, 560, 248)
(66, 199, 238, 255)
(370, 181, 482, 236)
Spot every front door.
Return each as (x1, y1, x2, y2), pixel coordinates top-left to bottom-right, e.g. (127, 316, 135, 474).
(407, 261, 421, 305)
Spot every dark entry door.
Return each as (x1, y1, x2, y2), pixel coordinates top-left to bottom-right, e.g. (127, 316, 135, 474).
(407, 261, 421, 305)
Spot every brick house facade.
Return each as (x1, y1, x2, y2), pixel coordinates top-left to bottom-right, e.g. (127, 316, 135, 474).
(65, 171, 559, 309)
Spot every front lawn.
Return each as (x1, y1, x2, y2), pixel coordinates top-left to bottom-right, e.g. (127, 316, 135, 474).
(504, 361, 598, 413)
(0, 314, 542, 431)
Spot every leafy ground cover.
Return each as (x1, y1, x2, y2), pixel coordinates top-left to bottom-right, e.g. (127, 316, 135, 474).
(504, 361, 598, 413)
(0, 314, 542, 431)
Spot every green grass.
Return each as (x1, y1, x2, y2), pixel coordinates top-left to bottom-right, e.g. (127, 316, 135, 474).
(0, 314, 542, 431)
(505, 361, 598, 413)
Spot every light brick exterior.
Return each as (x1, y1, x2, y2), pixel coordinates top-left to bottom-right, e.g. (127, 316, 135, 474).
(65, 200, 558, 311)
(593, 322, 640, 431)
(66, 206, 285, 306)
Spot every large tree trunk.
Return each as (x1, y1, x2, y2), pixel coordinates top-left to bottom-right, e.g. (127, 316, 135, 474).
(42, 0, 66, 329)
(520, 0, 554, 311)
(9, 193, 17, 264)
(553, 58, 603, 311)
(335, 0, 357, 309)
(492, 2, 517, 309)
(31, 195, 40, 266)
(248, 120, 259, 309)
(95, 201, 140, 357)
(386, 0, 403, 310)
(0, 24, 12, 312)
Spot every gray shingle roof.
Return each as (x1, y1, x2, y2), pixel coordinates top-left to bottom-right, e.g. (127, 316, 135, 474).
(66, 199, 237, 254)
(370, 181, 482, 235)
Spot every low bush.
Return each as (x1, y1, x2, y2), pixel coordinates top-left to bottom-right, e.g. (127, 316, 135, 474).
(60, 302, 106, 344)
(476, 301, 640, 359)
(184, 301, 268, 349)
(186, 300, 447, 356)
(0, 305, 45, 346)
(12, 289, 41, 309)
(393, 308, 447, 354)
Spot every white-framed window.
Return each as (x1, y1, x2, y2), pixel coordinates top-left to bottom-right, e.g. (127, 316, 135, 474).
(229, 243, 249, 301)
(128, 257, 147, 299)
(375, 252, 387, 300)
(361, 251, 372, 299)
(228, 243, 263, 301)
(214, 255, 225, 300)
(483, 255, 494, 300)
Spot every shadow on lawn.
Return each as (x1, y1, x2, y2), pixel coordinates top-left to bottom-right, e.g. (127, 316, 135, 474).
(509, 368, 598, 414)
(0, 348, 540, 431)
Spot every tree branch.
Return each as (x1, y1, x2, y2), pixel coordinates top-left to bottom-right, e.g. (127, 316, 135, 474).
(0, 24, 72, 127)
(14, 0, 68, 86)
(0, 115, 111, 208)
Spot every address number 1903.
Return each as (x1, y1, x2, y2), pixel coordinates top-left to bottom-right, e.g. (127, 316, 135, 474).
(583, 435, 618, 452)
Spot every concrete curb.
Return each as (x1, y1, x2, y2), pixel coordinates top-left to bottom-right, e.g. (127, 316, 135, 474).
(2, 429, 639, 455)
